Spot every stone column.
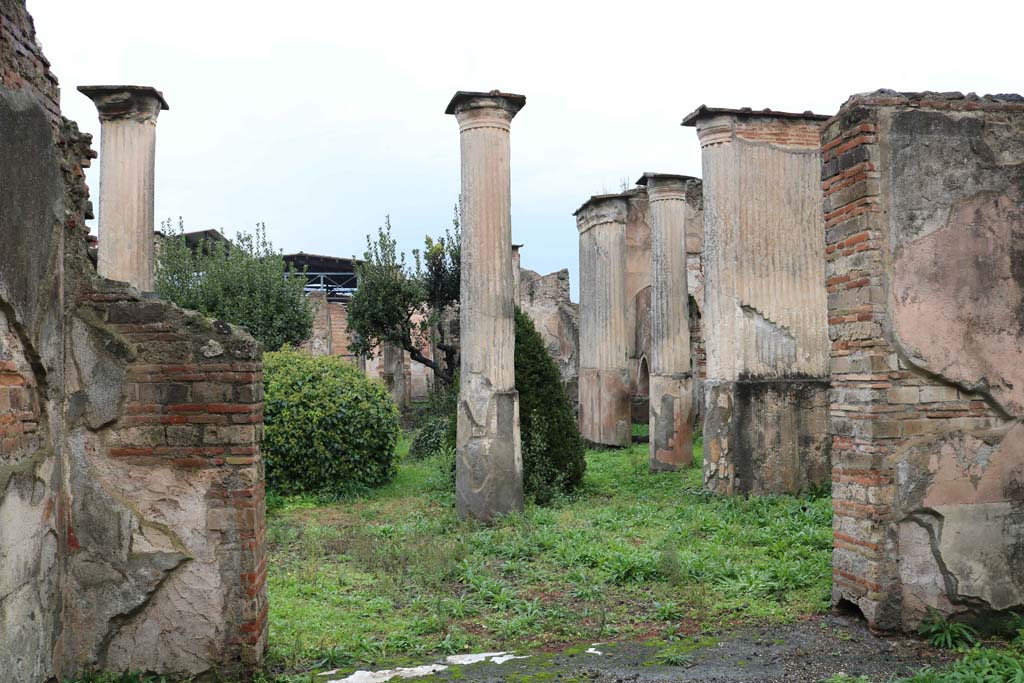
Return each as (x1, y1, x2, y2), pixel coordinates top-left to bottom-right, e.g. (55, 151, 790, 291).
(446, 90, 525, 522)
(575, 194, 631, 447)
(381, 343, 409, 409)
(79, 86, 168, 291)
(638, 173, 702, 471)
(683, 105, 830, 495)
(511, 244, 523, 305)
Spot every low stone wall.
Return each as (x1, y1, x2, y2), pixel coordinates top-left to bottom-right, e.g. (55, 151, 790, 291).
(824, 91, 1024, 630)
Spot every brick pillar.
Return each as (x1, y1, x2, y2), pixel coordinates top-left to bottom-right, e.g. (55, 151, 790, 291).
(446, 90, 525, 522)
(683, 106, 831, 495)
(638, 173, 702, 470)
(575, 194, 631, 447)
(79, 85, 168, 291)
(824, 91, 1024, 631)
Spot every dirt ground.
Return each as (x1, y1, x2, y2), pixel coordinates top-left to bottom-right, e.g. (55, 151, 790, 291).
(326, 614, 954, 683)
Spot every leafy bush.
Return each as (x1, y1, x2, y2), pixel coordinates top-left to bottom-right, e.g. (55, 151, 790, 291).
(156, 221, 314, 351)
(263, 348, 400, 494)
(898, 647, 1024, 682)
(515, 307, 586, 504)
(409, 416, 454, 460)
(918, 608, 980, 650)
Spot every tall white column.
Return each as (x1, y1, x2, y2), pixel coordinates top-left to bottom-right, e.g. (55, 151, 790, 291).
(79, 85, 168, 291)
(575, 194, 631, 447)
(639, 173, 702, 471)
(446, 90, 525, 521)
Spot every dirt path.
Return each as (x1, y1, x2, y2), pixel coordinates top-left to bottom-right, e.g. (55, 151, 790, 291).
(324, 615, 953, 683)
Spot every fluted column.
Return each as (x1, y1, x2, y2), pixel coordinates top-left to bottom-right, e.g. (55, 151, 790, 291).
(639, 173, 702, 471)
(79, 85, 168, 291)
(446, 90, 525, 521)
(511, 244, 523, 305)
(575, 195, 631, 447)
(683, 105, 830, 495)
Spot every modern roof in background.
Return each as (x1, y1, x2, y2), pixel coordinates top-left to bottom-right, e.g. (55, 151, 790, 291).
(282, 252, 362, 303)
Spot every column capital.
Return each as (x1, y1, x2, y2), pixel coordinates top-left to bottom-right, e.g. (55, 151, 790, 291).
(636, 172, 702, 204)
(446, 90, 525, 131)
(681, 104, 828, 148)
(573, 192, 631, 235)
(78, 85, 169, 122)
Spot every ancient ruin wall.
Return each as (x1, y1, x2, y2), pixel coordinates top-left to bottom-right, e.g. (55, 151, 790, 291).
(518, 267, 580, 406)
(825, 91, 1024, 630)
(0, 1, 267, 678)
(688, 108, 831, 495)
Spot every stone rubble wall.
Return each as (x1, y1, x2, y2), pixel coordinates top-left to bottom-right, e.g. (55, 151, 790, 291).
(63, 287, 267, 675)
(824, 91, 1024, 630)
(517, 267, 579, 407)
(0, 1, 267, 679)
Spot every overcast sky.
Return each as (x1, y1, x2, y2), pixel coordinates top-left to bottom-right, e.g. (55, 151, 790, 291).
(31, 0, 1023, 299)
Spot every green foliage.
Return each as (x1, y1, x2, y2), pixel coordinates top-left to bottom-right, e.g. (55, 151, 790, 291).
(409, 415, 454, 460)
(347, 215, 459, 384)
(63, 673, 171, 683)
(897, 647, 1024, 682)
(155, 220, 313, 351)
(262, 348, 400, 495)
(514, 307, 586, 504)
(263, 442, 834, 672)
(918, 608, 980, 650)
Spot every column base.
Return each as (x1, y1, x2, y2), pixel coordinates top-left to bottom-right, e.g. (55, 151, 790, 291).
(649, 373, 694, 471)
(578, 368, 631, 447)
(703, 378, 830, 495)
(456, 387, 523, 522)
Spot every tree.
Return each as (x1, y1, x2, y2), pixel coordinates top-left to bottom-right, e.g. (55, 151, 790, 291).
(155, 221, 314, 351)
(346, 211, 461, 385)
(514, 307, 586, 503)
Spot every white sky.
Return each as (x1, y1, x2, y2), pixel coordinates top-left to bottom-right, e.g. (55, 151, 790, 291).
(30, 0, 1023, 300)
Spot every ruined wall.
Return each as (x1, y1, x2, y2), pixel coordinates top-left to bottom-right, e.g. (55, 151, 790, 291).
(301, 291, 332, 356)
(64, 288, 267, 675)
(688, 108, 831, 495)
(0, 1, 267, 678)
(300, 292, 361, 365)
(825, 91, 1024, 630)
(518, 267, 580, 406)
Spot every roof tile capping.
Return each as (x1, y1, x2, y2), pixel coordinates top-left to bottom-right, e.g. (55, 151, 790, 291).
(681, 104, 828, 127)
(445, 90, 526, 115)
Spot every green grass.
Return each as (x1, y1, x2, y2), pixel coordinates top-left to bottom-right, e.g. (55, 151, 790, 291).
(264, 442, 833, 673)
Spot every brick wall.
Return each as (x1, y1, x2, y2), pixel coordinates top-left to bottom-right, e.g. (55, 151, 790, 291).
(0, 0, 59, 127)
(735, 118, 823, 147)
(824, 91, 1024, 630)
(0, 0, 269, 678)
(65, 286, 268, 672)
(0, 323, 39, 457)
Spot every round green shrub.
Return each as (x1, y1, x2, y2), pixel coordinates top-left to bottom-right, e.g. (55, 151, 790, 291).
(514, 307, 587, 504)
(263, 348, 400, 495)
(408, 415, 454, 460)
